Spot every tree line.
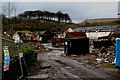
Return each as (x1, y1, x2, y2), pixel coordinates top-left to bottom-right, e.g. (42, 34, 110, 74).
(18, 10, 72, 23)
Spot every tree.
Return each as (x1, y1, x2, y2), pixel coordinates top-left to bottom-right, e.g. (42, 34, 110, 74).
(56, 11, 63, 22)
(50, 12, 56, 21)
(18, 13, 24, 19)
(31, 11, 36, 19)
(64, 13, 69, 23)
(44, 11, 50, 20)
(24, 11, 33, 19)
(35, 10, 39, 19)
(17, 10, 72, 23)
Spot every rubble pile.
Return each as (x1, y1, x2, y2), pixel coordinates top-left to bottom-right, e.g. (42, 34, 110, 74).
(92, 46, 116, 63)
(33, 43, 50, 52)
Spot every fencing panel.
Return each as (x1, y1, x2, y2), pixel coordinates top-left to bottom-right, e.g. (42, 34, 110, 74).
(2, 39, 21, 80)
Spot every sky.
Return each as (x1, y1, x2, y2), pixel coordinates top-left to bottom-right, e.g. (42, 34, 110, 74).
(2, 2, 119, 23)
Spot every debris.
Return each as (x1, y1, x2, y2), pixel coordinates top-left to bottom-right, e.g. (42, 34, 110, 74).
(104, 60, 110, 63)
(40, 63, 50, 69)
(96, 58, 103, 63)
(92, 46, 115, 63)
(111, 59, 116, 65)
(33, 44, 50, 52)
(51, 38, 65, 47)
(62, 54, 66, 56)
(71, 55, 78, 57)
(48, 50, 64, 56)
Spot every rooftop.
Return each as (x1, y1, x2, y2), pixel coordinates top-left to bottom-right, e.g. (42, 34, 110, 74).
(74, 25, 118, 32)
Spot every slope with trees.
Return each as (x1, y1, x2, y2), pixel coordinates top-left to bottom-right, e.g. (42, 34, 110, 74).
(18, 10, 72, 23)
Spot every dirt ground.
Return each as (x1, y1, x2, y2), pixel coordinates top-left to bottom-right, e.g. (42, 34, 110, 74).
(24, 43, 120, 80)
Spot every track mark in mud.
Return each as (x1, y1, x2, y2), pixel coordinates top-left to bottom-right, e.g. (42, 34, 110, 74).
(52, 59, 81, 78)
(59, 67, 80, 78)
(54, 59, 68, 66)
(38, 49, 113, 78)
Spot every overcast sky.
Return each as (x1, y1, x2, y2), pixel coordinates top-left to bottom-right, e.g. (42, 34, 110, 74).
(2, 2, 118, 23)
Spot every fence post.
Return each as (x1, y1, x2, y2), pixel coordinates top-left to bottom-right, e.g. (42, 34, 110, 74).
(17, 43, 23, 80)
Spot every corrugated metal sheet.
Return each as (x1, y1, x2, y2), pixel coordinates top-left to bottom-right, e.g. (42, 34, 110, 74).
(74, 25, 117, 32)
(86, 32, 110, 38)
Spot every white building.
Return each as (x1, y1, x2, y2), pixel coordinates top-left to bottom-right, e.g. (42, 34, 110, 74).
(12, 32, 22, 43)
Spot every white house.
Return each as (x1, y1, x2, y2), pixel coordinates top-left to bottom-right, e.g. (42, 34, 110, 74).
(13, 32, 22, 43)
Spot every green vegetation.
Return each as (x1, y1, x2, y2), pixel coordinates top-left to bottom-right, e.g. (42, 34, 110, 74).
(101, 63, 120, 74)
(78, 18, 118, 27)
(18, 10, 72, 23)
(19, 46, 38, 65)
(83, 22, 118, 27)
(102, 63, 116, 68)
(2, 16, 79, 35)
(2, 39, 21, 80)
(2, 35, 17, 58)
(2, 32, 22, 79)
(2, 10, 118, 35)
(16, 31, 33, 33)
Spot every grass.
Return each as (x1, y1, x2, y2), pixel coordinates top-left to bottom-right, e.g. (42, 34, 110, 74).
(16, 31, 33, 33)
(2, 34, 18, 59)
(101, 63, 116, 68)
(100, 63, 120, 74)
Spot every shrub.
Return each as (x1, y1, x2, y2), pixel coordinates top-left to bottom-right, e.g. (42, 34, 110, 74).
(19, 46, 38, 66)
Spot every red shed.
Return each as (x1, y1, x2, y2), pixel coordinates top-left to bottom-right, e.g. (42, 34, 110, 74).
(67, 32, 87, 38)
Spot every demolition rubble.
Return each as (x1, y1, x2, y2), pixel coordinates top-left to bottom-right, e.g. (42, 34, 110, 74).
(93, 46, 116, 63)
(11, 25, 119, 68)
(59, 26, 117, 64)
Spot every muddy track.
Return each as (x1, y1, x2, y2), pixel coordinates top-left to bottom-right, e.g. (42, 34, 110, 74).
(35, 50, 112, 79)
(37, 51, 80, 78)
(23, 43, 120, 80)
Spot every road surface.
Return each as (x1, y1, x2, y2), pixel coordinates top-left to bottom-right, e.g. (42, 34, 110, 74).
(25, 43, 118, 79)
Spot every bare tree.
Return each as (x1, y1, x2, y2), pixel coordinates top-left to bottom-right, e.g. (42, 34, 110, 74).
(2, 2, 17, 35)
(2, 2, 16, 18)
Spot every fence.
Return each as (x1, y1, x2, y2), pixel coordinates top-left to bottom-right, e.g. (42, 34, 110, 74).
(1, 37, 23, 80)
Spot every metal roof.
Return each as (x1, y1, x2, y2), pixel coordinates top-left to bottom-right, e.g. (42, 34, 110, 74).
(74, 25, 118, 32)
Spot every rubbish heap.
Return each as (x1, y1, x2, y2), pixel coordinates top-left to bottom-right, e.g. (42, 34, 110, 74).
(34, 43, 50, 52)
(92, 46, 116, 63)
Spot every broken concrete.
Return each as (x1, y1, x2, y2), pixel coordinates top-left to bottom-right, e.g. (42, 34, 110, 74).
(40, 63, 50, 69)
(92, 46, 115, 63)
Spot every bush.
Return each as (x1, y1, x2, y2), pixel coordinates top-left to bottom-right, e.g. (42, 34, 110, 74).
(19, 46, 38, 66)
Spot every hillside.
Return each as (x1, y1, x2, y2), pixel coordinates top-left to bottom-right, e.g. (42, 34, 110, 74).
(77, 18, 119, 26)
(3, 17, 119, 35)
(2, 18, 79, 35)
